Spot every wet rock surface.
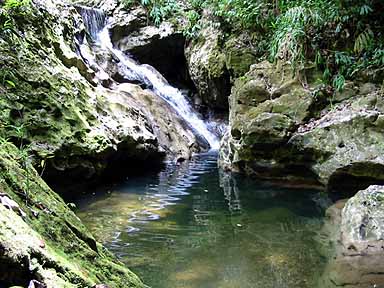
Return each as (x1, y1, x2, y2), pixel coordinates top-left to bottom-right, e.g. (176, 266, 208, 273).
(219, 60, 384, 191)
(0, 142, 145, 288)
(319, 185, 384, 288)
(0, 0, 209, 188)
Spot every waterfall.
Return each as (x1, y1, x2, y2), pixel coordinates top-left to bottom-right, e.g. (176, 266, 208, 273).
(78, 8, 220, 149)
(77, 6, 106, 39)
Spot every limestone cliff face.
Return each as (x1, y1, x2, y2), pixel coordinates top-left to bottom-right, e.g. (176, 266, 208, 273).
(185, 13, 257, 111)
(0, 0, 210, 286)
(219, 60, 384, 192)
(0, 0, 206, 186)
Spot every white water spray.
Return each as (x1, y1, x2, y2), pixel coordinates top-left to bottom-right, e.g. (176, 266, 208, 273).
(96, 28, 219, 149)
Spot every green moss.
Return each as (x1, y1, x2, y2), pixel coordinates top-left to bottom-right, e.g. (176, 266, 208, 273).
(224, 36, 257, 77)
(0, 140, 146, 287)
(207, 50, 226, 79)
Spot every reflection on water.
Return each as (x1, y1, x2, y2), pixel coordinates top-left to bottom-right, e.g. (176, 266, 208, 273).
(76, 152, 326, 288)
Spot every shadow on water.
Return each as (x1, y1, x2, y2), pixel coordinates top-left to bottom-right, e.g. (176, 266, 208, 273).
(76, 151, 327, 288)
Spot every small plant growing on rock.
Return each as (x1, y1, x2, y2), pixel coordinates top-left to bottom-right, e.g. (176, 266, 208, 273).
(0, 0, 30, 39)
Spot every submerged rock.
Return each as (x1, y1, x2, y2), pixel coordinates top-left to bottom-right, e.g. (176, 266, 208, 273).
(320, 185, 384, 287)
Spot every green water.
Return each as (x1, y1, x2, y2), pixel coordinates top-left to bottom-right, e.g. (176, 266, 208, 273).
(77, 152, 326, 288)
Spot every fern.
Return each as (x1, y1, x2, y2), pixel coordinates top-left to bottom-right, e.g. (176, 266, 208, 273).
(354, 29, 373, 53)
(372, 49, 384, 66)
(184, 10, 201, 39)
(270, 6, 319, 71)
(333, 74, 345, 92)
(359, 4, 373, 16)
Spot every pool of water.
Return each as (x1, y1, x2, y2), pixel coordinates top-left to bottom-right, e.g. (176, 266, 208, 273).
(76, 152, 327, 288)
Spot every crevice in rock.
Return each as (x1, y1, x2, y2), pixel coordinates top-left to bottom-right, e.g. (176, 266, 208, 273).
(327, 163, 384, 199)
(0, 252, 32, 287)
(42, 148, 166, 202)
(115, 32, 196, 90)
(328, 172, 384, 200)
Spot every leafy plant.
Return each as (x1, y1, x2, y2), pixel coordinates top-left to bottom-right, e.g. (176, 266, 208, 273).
(332, 74, 345, 92)
(0, 0, 31, 38)
(183, 10, 201, 39)
(354, 29, 374, 54)
(4, 0, 30, 9)
(121, 0, 180, 26)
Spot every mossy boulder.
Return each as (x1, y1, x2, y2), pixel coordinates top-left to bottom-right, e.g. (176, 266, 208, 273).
(220, 61, 319, 183)
(0, 141, 146, 287)
(0, 0, 163, 182)
(219, 60, 384, 190)
(0, 0, 207, 187)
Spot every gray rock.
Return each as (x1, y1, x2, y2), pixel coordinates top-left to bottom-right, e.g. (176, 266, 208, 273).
(219, 59, 384, 191)
(185, 16, 231, 110)
(319, 186, 384, 288)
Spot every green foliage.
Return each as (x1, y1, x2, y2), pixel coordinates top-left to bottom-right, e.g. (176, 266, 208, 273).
(354, 28, 374, 54)
(0, 69, 17, 90)
(270, 5, 320, 71)
(121, 0, 180, 26)
(183, 10, 201, 39)
(210, 0, 272, 31)
(0, 0, 31, 38)
(333, 74, 345, 92)
(4, 0, 30, 10)
(118, 0, 384, 91)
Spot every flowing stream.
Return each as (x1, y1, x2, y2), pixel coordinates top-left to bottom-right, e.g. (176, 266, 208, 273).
(76, 7, 327, 288)
(77, 152, 326, 288)
(77, 6, 219, 149)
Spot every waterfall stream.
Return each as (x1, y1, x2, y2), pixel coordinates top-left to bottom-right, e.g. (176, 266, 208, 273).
(75, 9, 327, 288)
(77, 7, 220, 149)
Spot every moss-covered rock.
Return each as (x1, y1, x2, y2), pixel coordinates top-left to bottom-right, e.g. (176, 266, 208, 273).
(184, 14, 231, 111)
(219, 61, 320, 183)
(0, 0, 163, 181)
(0, 0, 208, 187)
(0, 141, 146, 287)
(219, 60, 384, 190)
(224, 33, 258, 78)
(185, 22, 266, 111)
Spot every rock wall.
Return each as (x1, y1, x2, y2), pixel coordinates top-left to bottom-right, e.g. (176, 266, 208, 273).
(0, 141, 145, 287)
(219, 61, 384, 192)
(319, 185, 384, 288)
(0, 0, 205, 188)
(185, 13, 257, 111)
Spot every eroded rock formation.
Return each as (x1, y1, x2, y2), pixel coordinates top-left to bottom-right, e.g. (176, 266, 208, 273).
(320, 185, 384, 287)
(219, 61, 384, 192)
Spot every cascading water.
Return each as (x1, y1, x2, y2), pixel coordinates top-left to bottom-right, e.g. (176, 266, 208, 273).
(75, 10, 327, 288)
(77, 7, 220, 149)
(77, 6, 106, 40)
